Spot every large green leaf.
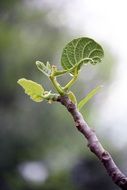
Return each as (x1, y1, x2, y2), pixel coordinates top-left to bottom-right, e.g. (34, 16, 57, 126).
(17, 78, 44, 102)
(61, 37, 104, 73)
(78, 85, 103, 110)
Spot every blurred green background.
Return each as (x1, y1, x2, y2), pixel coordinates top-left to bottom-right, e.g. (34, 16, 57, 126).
(0, 0, 125, 190)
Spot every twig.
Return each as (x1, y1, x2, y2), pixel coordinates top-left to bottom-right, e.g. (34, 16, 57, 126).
(57, 95, 127, 190)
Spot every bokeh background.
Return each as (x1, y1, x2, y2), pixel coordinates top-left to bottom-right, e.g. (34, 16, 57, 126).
(0, 0, 127, 189)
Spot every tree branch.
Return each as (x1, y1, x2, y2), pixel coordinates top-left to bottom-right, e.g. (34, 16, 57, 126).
(57, 95, 127, 190)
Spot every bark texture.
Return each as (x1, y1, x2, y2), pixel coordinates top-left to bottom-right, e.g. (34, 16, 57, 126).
(57, 95, 127, 190)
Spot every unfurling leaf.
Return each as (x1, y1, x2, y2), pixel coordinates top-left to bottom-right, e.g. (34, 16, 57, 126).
(17, 78, 44, 102)
(68, 91, 77, 105)
(61, 37, 104, 74)
(36, 61, 51, 77)
(78, 85, 103, 110)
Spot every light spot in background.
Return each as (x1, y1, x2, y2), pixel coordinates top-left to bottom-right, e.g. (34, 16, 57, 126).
(18, 161, 48, 184)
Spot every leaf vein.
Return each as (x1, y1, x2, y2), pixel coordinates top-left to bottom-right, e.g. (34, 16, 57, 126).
(74, 38, 82, 63)
(72, 41, 77, 64)
(82, 41, 93, 58)
(65, 48, 74, 67)
(88, 48, 103, 57)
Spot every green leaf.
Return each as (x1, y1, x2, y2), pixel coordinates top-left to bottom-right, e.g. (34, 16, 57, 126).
(68, 91, 77, 105)
(36, 61, 51, 77)
(61, 37, 104, 74)
(17, 78, 44, 102)
(78, 85, 103, 110)
(46, 61, 51, 70)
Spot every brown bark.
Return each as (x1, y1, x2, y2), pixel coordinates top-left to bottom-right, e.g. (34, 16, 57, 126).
(57, 95, 127, 190)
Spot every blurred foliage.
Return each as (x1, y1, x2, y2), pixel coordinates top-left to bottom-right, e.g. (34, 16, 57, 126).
(0, 0, 116, 190)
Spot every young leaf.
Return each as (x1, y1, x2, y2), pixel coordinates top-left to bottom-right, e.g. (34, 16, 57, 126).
(61, 37, 104, 74)
(46, 61, 51, 70)
(17, 78, 44, 102)
(36, 61, 51, 77)
(78, 85, 103, 110)
(68, 91, 77, 105)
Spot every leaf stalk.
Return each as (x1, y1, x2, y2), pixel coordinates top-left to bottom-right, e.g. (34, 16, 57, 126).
(63, 68, 78, 91)
(49, 66, 65, 95)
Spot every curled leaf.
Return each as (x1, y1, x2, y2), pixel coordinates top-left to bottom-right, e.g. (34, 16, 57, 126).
(78, 85, 103, 110)
(36, 61, 51, 77)
(17, 78, 44, 102)
(61, 37, 104, 74)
